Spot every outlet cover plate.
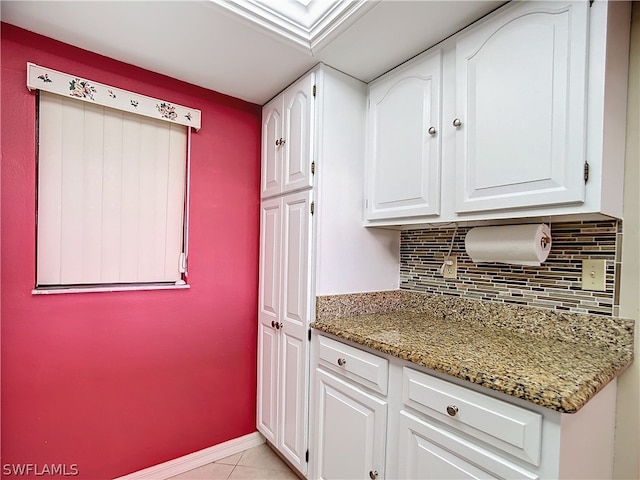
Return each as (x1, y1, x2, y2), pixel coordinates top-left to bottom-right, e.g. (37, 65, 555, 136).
(443, 255, 457, 279)
(582, 259, 606, 291)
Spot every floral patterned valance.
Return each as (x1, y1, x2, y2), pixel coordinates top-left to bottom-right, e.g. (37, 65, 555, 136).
(26, 63, 201, 130)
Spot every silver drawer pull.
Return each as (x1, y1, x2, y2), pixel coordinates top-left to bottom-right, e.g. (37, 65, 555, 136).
(369, 471, 378, 479)
(452, 118, 462, 127)
(446, 405, 459, 417)
(337, 358, 347, 367)
(428, 126, 437, 135)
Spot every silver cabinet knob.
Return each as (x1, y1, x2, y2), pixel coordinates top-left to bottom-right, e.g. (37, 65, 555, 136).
(428, 126, 437, 135)
(452, 118, 462, 128)
(446, 405, 459, 417)
(275, 138, 286, 146)
(271, 321, 276, 328)
(277, 322, 283, 330)
(369, 470, 379, 479)
(337, 358, 347, 366)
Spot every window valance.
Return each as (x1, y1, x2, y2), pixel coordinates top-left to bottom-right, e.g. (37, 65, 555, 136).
(26, 62, 201, 130)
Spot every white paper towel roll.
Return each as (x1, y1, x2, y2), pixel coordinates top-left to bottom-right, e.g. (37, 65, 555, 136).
(464, 224, 551, 266)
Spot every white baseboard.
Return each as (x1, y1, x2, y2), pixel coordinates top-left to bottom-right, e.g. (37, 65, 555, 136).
(113, 431, 265, 480)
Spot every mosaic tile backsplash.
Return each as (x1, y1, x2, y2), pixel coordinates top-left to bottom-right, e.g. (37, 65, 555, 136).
(400, 220, 621, 316)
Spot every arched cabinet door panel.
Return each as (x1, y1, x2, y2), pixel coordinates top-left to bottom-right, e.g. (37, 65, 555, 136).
(366, 49, 442, 221)
(455, 1, 589, 214)
(261, 73, 315, 199)
(261, 100, 283, 199)
(283, 74, 315, 195)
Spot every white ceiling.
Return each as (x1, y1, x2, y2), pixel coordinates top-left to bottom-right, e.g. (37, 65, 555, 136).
(1, 0, 504, 105)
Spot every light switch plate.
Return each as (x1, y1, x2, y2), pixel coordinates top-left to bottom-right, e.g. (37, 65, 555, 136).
(582, 259, 606, 291)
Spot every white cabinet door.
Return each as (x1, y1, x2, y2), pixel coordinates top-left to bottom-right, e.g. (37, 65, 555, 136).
(455, 1, 589, 213)
(399, 412, 494, 480)
(366, 49, 442, 220)
(283, 73, 315, 195)
(281, 191, 312, 329)
(261, 73, 315, 199)
(398, 411, 538, 480)
(257, 198, 281, 329)
(278, 190, 313, 472)
(261, 98, 283, 199)
(314, 369, 387, 480)
(256, 191, 312, 474)
(257, 319, 280, 445)
(257, 197, 281, 444)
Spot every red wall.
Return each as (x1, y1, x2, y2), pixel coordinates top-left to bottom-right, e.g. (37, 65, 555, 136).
(1, 24, 261, 479)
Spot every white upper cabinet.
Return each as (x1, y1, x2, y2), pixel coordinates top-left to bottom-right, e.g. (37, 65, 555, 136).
(455, 1, 589, 213)
(261, 74, 315, 199)
(364, 0, 630, 226)
(366, 49, 443, 220)
(261, 99, 283, 199)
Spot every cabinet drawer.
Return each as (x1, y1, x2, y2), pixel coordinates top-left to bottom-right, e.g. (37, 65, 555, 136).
(318, 335, 388, 395)
(403, 368, 542, 466)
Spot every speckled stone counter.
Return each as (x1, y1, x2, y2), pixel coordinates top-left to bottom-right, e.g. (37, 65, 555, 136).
(311, 291, 634, 413)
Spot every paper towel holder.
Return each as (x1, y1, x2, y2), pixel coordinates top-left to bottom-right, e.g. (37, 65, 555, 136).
(464, 223, 552, 266)
(540, 235, 551, 249)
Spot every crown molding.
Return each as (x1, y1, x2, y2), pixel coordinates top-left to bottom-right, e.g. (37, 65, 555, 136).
(209, 0, 378, 54)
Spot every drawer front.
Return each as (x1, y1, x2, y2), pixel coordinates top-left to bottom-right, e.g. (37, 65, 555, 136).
(403, 368, 542, 466)
(318, 335, 389, 395)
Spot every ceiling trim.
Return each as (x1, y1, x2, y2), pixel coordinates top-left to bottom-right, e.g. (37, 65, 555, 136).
(209, 0, 378, 53)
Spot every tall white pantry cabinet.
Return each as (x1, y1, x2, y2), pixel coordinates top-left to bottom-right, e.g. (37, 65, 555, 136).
(256, 64, 400, 475)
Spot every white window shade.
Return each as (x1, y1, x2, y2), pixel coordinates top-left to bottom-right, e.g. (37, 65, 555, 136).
(36, 91, 188, 286)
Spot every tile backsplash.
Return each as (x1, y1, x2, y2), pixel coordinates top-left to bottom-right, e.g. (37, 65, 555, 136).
(400, 220, 621, 316)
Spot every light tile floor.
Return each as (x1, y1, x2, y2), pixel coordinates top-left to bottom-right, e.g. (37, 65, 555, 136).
(168, 443, 300, 480)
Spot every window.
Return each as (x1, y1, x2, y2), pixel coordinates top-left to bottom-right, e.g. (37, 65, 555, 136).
(28, 63, 201, 291)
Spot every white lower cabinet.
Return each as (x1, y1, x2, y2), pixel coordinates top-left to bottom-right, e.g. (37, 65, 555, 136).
(402, 368, 542, 467)
(314, 369, 387, 480)
(311, 333, 618, 480)
(311, 335, 388, 479)
(398, 411, 537, 480)
(397, 367, 540, 480)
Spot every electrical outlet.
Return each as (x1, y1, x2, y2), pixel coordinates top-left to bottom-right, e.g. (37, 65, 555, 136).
(582, 259, 606, 291)
(443, 255, 457, 279)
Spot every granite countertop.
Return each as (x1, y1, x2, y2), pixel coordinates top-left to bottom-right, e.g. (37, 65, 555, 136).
(311, 291, 634, 413)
